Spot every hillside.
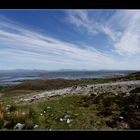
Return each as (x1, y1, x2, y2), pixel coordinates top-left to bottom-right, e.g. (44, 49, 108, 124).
(0, 72, 140, 130)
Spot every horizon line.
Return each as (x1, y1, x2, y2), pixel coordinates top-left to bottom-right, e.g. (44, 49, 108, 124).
(0, 69, 140, 71)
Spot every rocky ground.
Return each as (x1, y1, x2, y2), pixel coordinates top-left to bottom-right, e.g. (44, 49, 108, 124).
(0, 72, 140, 130)
(18, 80, 140, 103)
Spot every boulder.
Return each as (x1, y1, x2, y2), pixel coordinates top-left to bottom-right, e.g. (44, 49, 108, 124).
(60, 118, 63, 122)
(66, 119, 72, 124)
(34, 125, 39, 129)
(14, 123, 25, 130)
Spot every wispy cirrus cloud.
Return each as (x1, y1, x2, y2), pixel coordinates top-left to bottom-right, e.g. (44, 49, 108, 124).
(113, 10, 140, 56)
(0, 11, 140, 70)
(67, 10, 140, 57)
(67, 10, 120, 41)
(0, 16, 120, 70)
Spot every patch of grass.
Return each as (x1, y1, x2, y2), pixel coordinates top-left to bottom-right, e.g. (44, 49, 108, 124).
(79, 90, 140, 129)
(10, 79, 81, 91)
(9, 104, 17, 112)
(25, 117, 34, 129)
(0, 94, 112, 130)
(1, 90, 140, 130)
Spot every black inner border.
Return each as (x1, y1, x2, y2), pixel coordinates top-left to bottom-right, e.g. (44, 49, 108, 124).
(0, 0, 140, 9)
(0, 0, 140, 139)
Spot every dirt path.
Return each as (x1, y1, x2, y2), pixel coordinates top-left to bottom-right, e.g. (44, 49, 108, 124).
(18, 80, 140, 103)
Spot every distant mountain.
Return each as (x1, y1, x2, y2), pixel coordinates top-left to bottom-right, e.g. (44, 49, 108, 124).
(0, 69, 48, 73)
(0, 69, 139, 73)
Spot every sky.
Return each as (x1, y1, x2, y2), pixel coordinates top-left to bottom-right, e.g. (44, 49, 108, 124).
(0, 10, 140, 70)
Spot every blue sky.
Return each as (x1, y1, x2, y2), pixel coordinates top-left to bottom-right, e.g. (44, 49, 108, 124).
(0, 10, 140, 70)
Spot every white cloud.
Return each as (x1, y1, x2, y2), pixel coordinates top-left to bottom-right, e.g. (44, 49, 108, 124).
(67, 10, 119, 41)
(0, 13, 140, 70)
(113, 10, 140, 56)
(67, 10, 140, 57)
(67, 10, 98, 35)
(0, 16, 120, 70)
(114, 31, 140, 55)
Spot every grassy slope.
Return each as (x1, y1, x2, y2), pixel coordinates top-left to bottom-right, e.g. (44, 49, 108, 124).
(0, 72, 140, 130)
(1, 88, 140, 130)
(0, 95, 112, 130)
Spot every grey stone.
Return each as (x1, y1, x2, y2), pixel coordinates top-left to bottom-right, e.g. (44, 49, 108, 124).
(14, 123, 25, 130)
(119, 116, 124, 119)
(34, 125, 39, 129)
(47, 106, 51, 109)
(18, 80, 140, 103)
(19, 98, 24, 102)
(66, 119, 72, 124)
(60, 118, 63, 122)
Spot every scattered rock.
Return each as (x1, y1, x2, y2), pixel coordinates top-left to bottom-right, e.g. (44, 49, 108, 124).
(34, 125, 39, 129)
(17, 80, 140, 103)
(47, 107, 51, 109)
(40, 113, 43, 116)
(66, 119, 72, 124)
(14, 123, 25, 130)
(60, 118, 63, 122)
(119, 116, 124, 119)
(19, 98, 24, 102)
